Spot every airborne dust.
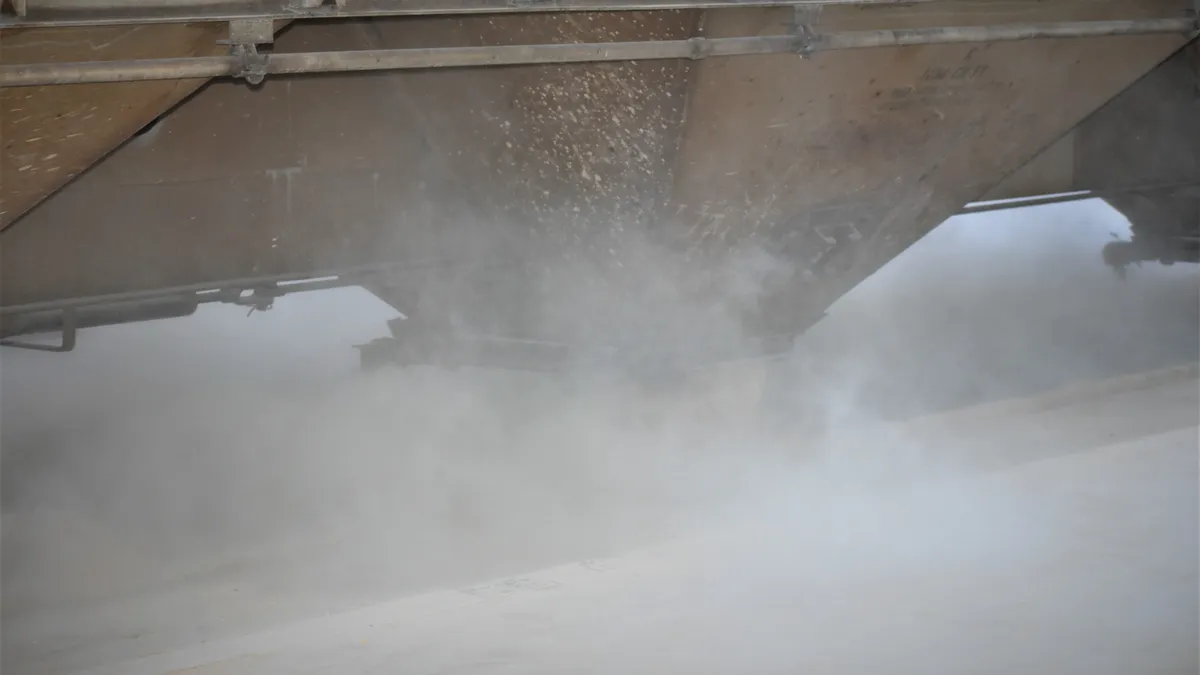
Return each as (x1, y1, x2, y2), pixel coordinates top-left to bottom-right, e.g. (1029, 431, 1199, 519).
(2, 199, 1198, 674)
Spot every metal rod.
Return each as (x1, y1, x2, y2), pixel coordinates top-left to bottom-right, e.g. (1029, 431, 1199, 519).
(816, 18, 1199, 49)
(0, 256, 508, 316)
(1, 57, 236, 85)
(268, 35, 792, 75)
(959, 191, 1095, 215)
(958, 180, 1200, 215)
(0, 36, 790, 86)
(2, 18, 1195, 87)
(0, 0, 919, 29)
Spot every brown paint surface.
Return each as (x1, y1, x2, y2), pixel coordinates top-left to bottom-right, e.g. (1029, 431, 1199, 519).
(0, 2, 1193, 344)
(0, 23, 228, 228)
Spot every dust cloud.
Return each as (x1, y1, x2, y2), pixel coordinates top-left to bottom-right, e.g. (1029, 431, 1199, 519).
(1, 199, 1197, 674)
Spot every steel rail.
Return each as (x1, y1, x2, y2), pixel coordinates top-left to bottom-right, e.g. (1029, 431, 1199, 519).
(1, 0, 915, 28)
(2, 18, 1195, 87)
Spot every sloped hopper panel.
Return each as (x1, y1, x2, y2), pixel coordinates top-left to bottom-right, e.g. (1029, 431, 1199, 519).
(0, 22, 232, 227)
(0, 2, 1192, 359)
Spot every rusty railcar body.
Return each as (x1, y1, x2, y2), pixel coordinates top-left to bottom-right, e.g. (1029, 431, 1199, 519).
(1, 1, 1197, 370)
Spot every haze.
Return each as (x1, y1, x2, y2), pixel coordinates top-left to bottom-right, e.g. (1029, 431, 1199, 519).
(2, 199, 1197, 674)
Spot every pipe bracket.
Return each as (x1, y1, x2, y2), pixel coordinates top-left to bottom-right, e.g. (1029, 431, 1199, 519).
(231, 43, 269, 85)
(791, 5, 822, 56)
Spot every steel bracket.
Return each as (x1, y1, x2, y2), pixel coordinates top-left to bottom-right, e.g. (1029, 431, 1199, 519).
(791, 5, 822, 56)
(231, 43, 270, 85)
(687, 37, 713, 60)
(218, 19, 273, 85)
(221, 18, 275, 45)
(0, 308, 77, 352)
(212, 285, 280, 312)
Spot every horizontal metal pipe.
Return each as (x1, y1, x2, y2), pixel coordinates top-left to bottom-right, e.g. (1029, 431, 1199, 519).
(1, 18, 1195, 87)
(1, 57, 236, 85)
(958, 180, 1200, 215)
(0, 36, 792, 86)
(0, 256, 516, 315)
(958, 191, 1095, 215)
(0, 300, 196, 342)
(3, 0, 921, 29)
(270, 35, 793, 75)
(817, 18, 1198, 49)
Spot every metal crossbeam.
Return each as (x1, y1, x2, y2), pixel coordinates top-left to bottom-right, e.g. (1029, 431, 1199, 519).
(1, 0, 918, 29)
(2, 18, 1195, 88)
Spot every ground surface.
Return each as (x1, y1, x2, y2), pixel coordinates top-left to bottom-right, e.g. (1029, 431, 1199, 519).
(6, 364, 1197, 675)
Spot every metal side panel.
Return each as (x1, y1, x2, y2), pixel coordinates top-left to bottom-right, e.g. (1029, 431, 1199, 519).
(985, 38, 1199, 201)
(1089, 39, 1200, 267)
(0, 12, 701, 338)
(981, 39, 1198, 266)
(668, 3, 1189, 334)
(980, 131, 1078, 201)
(1075, 41, 1199, 192)
(0, 2, 1193, 353)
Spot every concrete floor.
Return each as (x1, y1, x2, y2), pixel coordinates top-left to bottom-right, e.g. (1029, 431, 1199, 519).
(12, 364, 1196, 675)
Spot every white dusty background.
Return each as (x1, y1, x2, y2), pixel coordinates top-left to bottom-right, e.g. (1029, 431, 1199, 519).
(2, 199, 1198, 674)
(55, 373, 1200, 675)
